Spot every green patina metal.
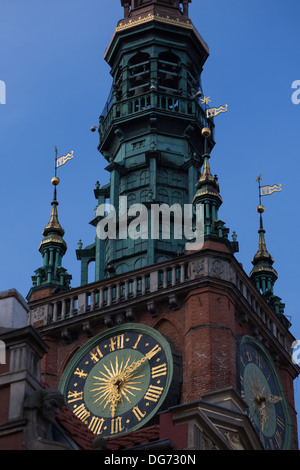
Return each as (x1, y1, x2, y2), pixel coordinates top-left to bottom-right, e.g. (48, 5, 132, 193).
(250, 212, 288, 326)
(27, 183, 72, 299)
(78, 0, 219, 283)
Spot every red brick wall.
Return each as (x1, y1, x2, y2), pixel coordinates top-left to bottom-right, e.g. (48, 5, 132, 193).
(0, 432, 23, 450)
(182, 287, 237, 402)
(37, 278, 298, 449)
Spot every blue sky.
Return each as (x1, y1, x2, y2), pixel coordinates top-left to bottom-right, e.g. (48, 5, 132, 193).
(1, 0, 300, 439)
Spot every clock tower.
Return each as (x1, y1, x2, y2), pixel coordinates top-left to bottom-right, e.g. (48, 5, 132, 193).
(77, 0, 213, 283)
(27, 0, 299, 451)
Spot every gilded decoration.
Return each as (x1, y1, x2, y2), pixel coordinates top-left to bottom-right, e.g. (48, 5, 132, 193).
(116, 13, 193, 32)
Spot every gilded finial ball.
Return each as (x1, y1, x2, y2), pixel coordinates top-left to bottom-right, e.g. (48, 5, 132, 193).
(257, 205, 265, 214)
(51, 176, 60, 186)
(202, 127, 211, 138)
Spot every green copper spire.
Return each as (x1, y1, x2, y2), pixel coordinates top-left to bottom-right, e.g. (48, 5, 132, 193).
(79, 0, 216, 283)
(192, 128, 238, 252)
(250, 205, 278, 294)
(250, 204, 290, 327)
(27, 177, 72, 300)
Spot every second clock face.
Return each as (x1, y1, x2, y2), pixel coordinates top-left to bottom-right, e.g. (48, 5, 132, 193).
(238, 336, 292, 450)
(60, 324, 173, 438)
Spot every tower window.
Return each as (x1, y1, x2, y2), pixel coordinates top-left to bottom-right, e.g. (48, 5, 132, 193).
(158, 50, 180, 94)
(187, 62, 199, 98)
(128, 52, 150, 97)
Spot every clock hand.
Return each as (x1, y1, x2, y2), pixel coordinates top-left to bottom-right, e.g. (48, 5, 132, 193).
(108, 384, 122, 418)
(255, 392, 282, 432)
(265, 394, 282, 404)
(123, 347, 162, 379)
(106, 346, 164, 416)
(123, 355, 148, 379)
(260, 401, 267, 432)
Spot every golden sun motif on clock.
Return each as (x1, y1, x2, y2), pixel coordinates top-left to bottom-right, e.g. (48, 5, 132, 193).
(88, 354, 147, 417)
(59, 324, 174, 438)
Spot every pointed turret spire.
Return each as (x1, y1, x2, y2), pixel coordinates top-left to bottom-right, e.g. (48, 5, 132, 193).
(249, 177, 290, 326)
(192, 128, 238, 252)
(250, 204, 278, 294)
(39, 177, 67, 262)
(27, 177, 71, 301)
(193, 128, 223, 233)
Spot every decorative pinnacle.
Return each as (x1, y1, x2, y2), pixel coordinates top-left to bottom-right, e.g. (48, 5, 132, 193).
(51, 176, 60, 186)
(201, 127, 211, 138)
(41, 177, 65, 239)
(257, 205, 265, 214)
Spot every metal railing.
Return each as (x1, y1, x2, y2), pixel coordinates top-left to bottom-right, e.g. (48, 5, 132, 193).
(99, 91, 214, 143)
(32, 259, 189, 326)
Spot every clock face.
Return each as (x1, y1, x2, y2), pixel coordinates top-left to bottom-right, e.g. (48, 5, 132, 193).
(239, 336, 292, 450)
(59, 324, 173, 438)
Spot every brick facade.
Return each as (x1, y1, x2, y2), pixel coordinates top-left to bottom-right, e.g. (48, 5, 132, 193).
(28, 241, 299, 449)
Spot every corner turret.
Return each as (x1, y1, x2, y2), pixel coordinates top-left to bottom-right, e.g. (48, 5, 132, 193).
(192, 127, 238, 253)
(250, 202, 289, 327)
(27, 177, 72, 301)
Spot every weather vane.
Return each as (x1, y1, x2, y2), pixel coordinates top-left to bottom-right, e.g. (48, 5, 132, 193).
(200, 96, 211, 106)
(54, 146, 74, 178)
(257, 175, 282, 199)
(201, 96, 228, 119)
(255, 174, 282, 221)
(206, 104, 228, 119)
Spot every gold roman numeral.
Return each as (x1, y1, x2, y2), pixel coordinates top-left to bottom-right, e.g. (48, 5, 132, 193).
(151, 363, 167, 378)
(90, 346, 104, 363)
(109, 334, 124, 352)
(67, 390, 83, 403)
(88, 417, 106, 435)
(274, 430, 283, 449)
(255, 352, 262, 369)
(246, 349, 252, 362)
(111, 416, 124, 434)
(147, 344, 161, 360)
(144, 385, 164, 402)
(277, 415, 285, 431)
(133, 334, 143, 350)
(74, 367, 88, 379)
(73, 403, 90, 422)
(132, 405, 146, 422)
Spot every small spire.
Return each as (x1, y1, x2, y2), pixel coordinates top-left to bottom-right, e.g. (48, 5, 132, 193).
(250, 204, 278, 294)
(193, 127, 222, 203)
(42, 177, 65, 239)
(27, 176, 71, 301)
(191, 128, 237, 253)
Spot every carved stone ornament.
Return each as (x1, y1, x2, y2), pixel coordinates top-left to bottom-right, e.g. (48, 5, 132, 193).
(228, 266, 236, 284)
(23, 389, 71, 450)
(223, 431, 244, 450)
(192, 259, 205, 274)
(212, 259, 223, 276)
(31, 306, 46, 323)
(147, 300, 158, 317)
(169, 294, 179, 310)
